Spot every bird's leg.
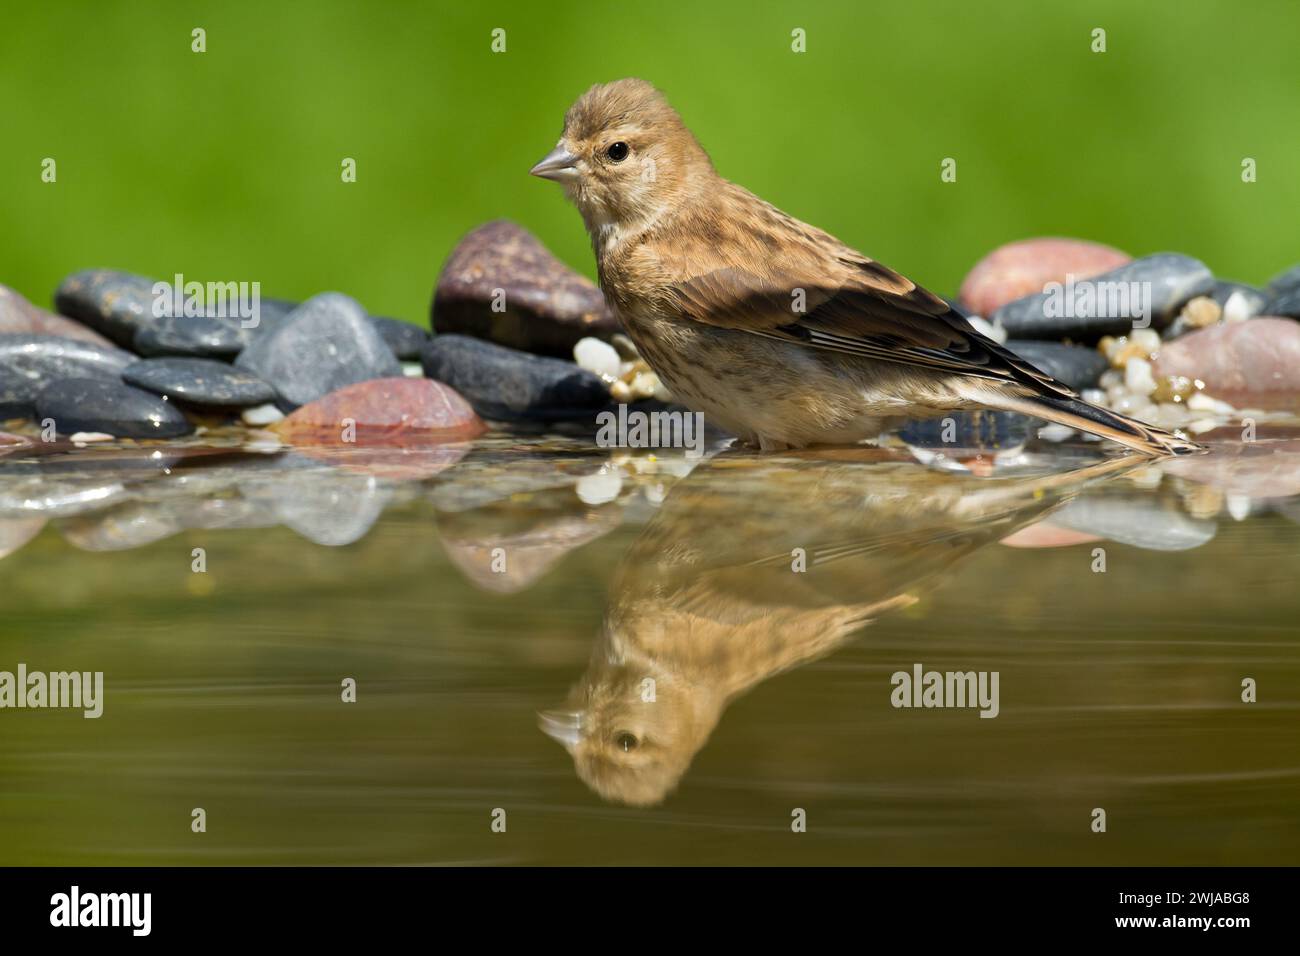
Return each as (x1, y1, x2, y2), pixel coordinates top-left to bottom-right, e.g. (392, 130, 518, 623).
(757, 435, 791, 453)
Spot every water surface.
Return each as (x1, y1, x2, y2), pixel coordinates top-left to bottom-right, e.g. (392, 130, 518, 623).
(1, 426, 1297, 865)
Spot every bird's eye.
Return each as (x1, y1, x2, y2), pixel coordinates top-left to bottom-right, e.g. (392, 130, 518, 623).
(616, 732, 638, 752)
(605, 142, 630, 163)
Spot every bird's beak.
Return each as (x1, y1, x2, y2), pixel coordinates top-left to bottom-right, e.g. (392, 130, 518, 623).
(538, 709, 585, 752)
(529, 145, 580, 183)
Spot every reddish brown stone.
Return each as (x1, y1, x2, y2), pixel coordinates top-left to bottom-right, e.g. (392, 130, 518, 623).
(432, 220, 619, 357)
(1153, 317, 1300, 410)
(0, 283, 117, 348)
(958, 238, 1131, 317)
(272, 377, 486, 446)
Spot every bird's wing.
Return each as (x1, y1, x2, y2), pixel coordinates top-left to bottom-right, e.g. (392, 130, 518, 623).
(665, 255, 1074, 398)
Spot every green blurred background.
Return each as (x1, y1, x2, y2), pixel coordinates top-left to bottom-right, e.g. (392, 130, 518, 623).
(1, 0, 1297, 323)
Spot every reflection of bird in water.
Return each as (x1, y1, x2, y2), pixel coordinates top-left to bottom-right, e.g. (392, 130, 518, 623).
(540, 450, 1141, 806)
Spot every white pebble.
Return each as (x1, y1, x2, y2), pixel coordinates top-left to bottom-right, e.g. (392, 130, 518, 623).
(402, 361, 424, 378)
(1226, 493, 1252, 521)
(1188, 418, 1221, 434)
(1186, 391, 1235, 415)
(630, 371, 660, 399)
(1125, 357, 1156, 396)
(573, 337, 621, 381)
(70, 432, 114, 444)
(241, 403, 284, 426)
(1130, 328, 1161, 354)
(1081, 388, 1107, 405)
(576, 466, 623, 505)
(1222, 291, 1253, 324)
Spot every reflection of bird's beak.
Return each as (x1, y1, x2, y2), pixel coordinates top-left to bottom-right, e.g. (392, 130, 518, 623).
(529, 145, 580, 183)
(538, 709, 585, 752)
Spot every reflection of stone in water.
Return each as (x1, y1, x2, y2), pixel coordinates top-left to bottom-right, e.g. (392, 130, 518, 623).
(436, 496, 621, 593)
(0, 475, 130, 519)
(1167, 432, 1300, 499)
(542, 452, 1141, 807)
(59, 501, 180, 552)
(244, 470, 390, 547)
(0, 516, 45, 559)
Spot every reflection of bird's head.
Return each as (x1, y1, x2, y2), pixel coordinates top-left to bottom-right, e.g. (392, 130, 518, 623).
(539, 659, 720, 808)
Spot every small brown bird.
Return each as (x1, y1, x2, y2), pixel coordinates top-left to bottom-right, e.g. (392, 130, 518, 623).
(530, 79, 1201, 457)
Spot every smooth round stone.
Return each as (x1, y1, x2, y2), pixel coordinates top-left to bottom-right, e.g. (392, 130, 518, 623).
(122, 358, 277, 407)
(239, 297, 299, 342)
(53, 269, 160, 347)
(1266, 263, 1300, 298)
(421, 334, 609, 421)
(1263, 287, 1300, 319)
(1006, 340, 1108, 391)
(35, 377, 192, 439)
(134, 313, 249, 358)
(432, 220, 620, 357)
(1154, 317, 1300, 410)
(993, 253, 1214, 340)
(959, 238, 1131, 318)
(370, 315, 433, 360)
(0, 334, 136, 419)
(273, 377, 484, 444)
(1, 283, 116, 348)
(235, 292, 402, 409)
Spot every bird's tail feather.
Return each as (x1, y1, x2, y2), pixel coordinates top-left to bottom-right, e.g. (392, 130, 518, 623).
(991, 391, 1205, 457)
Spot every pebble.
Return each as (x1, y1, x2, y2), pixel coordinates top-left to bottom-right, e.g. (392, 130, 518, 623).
(235, 292, 402, 409)
(1211, 281, 1267, 320)
(133, 313, 249, 358)
(1005, 340, 1108, 390)
(241, 403, 284, 426)
(1263, 286, 1300, 319)
(122, 358, 278, 407)
(992, 253, 1214, 339)
(0, 283, 116, 348)
(573, 337, 622, 381)
(370, 315, 433, 361)
(0, 334, 137, 420)
(958, 238, 1131, 317)
(53, 269, 162, 347)
(432, 220, 619, 357)
(1153, 317, 1300, 409)
(421, 334, 609, 421)
(34, 377, 193, 439)
(1266, 263, 1300, 298)
(272, 377, 486, 445)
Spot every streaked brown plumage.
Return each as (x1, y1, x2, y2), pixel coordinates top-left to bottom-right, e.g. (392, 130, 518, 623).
(530, 78, 1202, 457)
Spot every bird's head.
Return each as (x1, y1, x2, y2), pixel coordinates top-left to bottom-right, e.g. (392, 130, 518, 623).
(530, 78, 713, 237)
(538, 659, 721, 808)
